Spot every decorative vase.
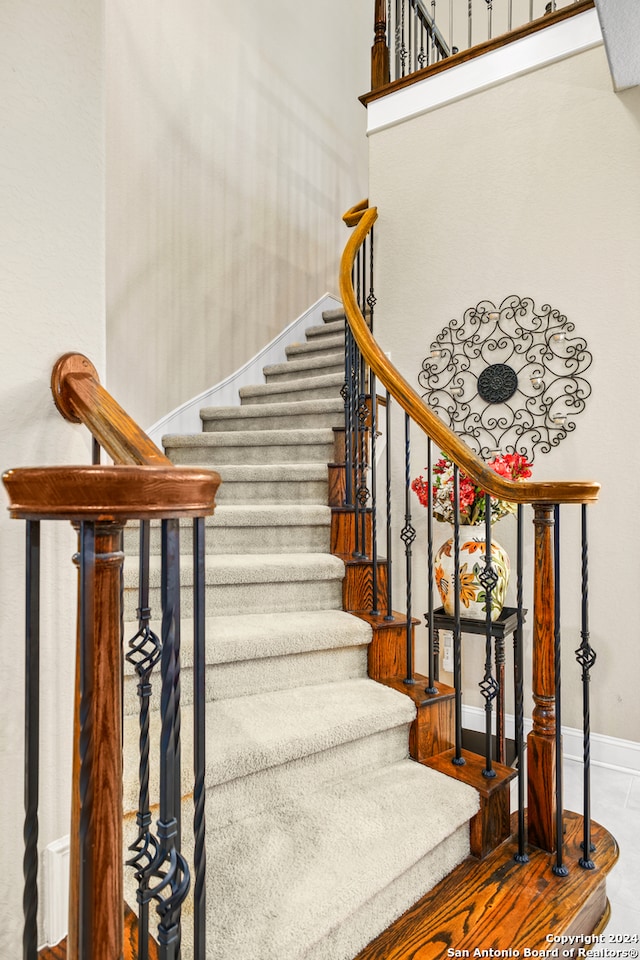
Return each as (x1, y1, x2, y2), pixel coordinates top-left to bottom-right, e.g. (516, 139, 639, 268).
(433, 529, 509, 621)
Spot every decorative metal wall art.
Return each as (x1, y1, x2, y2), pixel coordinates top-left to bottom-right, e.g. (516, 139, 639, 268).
(418, 295, 593, 462)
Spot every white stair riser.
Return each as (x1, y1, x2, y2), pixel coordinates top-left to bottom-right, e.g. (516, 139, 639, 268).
(166, 438, 335, 467)
(123, 577, 343, 621)
(123, 644, 368, 716)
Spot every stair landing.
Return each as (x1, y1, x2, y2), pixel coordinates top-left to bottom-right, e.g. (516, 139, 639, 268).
(353, 810, 618, 960)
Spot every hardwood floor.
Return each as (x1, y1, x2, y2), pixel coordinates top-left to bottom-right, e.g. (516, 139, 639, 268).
(354, 811, 618, 960)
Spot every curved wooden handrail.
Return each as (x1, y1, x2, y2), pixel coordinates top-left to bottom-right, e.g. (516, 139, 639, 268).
(51, 353, 171, 465)
(3, 464, 220, 520)
(339, 203, 600, 505)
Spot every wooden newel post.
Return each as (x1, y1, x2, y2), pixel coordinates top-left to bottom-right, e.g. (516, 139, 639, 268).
(372, 0, 390, 89)
(68, 520, 125, 960)
(527, 503, 557, 853)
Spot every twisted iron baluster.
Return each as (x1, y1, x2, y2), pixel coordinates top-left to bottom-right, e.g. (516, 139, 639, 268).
(577, 504, 596, 869)
(425, 441, 437, 693)
(147, 519, 190, 960)
(452, 466, 465, 765)
(479, 495, 498, 777)
(514, 505, 529, 863)
(193, 516, 207, 955)
(341, 316, 354, 509)
(126, 520, 162, 960)
(385, 390, 394, 620)
(468, 0, 473, 48)
(356, 240, 370, 557)
(401, 413, 416, 684)
(23, 520, 40, 960)
(552, 505, 568, 877)
(400, 0, 407, 76)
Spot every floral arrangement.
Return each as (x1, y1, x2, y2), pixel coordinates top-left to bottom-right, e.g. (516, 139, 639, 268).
(411, 452, 532, 526)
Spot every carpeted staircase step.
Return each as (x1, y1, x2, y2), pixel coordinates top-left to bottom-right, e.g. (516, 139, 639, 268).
(164, 428, 335, 466)
(122, 609, 372, 714)
(123, 677, 419, 823)
(322, 307, 347, 323)
(124, 505, 332, 556)
(285, 334, 344, 360)
(200, 398, 344, 432)
(201, 758, 478, 960)
(180, 463, 328, 504)
(263, 354, 343, 382)
(123, 551, 345, 620)
(239, 372, 345, 405)
(305, 319, 345, 341)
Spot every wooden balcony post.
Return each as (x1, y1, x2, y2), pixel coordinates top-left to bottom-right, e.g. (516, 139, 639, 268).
(372, 0, 390, 89)
(67, 520, 125, 960)
(527, 503, 557, 853)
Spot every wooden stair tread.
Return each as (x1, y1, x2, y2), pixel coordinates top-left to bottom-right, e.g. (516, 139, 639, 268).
(354, 811, 619, 960)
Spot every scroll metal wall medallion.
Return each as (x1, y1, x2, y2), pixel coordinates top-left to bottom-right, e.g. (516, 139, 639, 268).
(418, 295, 593, 462)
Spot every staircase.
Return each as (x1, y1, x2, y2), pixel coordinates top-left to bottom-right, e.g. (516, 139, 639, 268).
(121, 307, 479, 960)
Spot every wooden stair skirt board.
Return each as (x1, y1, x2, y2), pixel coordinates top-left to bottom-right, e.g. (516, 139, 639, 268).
(354, 811, 619, 960)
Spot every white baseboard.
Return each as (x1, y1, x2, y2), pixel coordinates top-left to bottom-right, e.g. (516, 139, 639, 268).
(462, 705, 640, 775)
(43, 834, 70, 948)
(146, 292, 342, 448)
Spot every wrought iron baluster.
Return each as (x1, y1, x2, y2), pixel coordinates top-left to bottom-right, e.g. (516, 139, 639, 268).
(449, 0, 453, 54)
(357, 241, 369, 558)
(552, 505, 568, 877)
(468, 0, 473, 49)
(508, 0, 513, 31)
(479, 495, 498, 778)
(400, 0, 407, 76)
(486, 0, 493, 39)
(401, 413, 416, 684)
(385, 391, 394, 620)
(193, 517, 208, 955)
(431, 0, 437, 62)
(126, 520, 162, 960)
(452, 466, 465, 765)
(353, 255, 363, 557)
(342, 318, 354, 508)
(425, 441, 437, 693)
(23, 520, 40, 960)
(78, 521, 96, 958)
(370, 382, 379, 615)
(576, 504, 596, 870)
(514, 505, 529, 863)
(148, 518, 190, 960)
(92, 437, 101, 465)
(529, 0, 534, 22)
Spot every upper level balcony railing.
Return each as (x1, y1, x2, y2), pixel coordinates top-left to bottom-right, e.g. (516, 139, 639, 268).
(371, 0, 594, 90)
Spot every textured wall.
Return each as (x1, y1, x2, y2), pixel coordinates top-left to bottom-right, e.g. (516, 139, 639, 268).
(369, 44, 640, 742)
(106, 0, 370, 429)
(0, 1, 105, 951)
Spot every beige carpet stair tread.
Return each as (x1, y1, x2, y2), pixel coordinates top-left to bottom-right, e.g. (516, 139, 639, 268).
(122, 677, 418, 811)
(204, 758, 478, 960)
(199, 397, 344, 431)
(305, 319, 345, 339)
(239, 372, 344, 404)
(123, 551, 345, 588)
(285, 335, 344, 358)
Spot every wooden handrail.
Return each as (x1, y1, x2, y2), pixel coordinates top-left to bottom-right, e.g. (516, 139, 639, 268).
(51, 353, 170, 465)
(339, 202, 600, 506)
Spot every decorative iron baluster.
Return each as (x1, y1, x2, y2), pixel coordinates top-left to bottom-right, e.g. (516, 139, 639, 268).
(514, 505, 529, 863)
(508, 0, 513, 31)
(425, 441, 437, 693)
(401, 413, 416, 684)
(148, 518, 190, 960)
(486, 0, 493, 39)
(552, 505, 568, 877)
(92, 437, 101, 465)
(400, 0, 407, 76)
(126, 520, 162, 960)
(385, 390, 394, 620)
(193, 516, 208, 955)
(341, 317, 354, 509)
(576, 504, 596, 870)
(529, 0, 534, 22)
(367, 231, 379, 615)
(353, 255, 363, 557)
(418, 18, 426, 68)
(431, 0, 437, 63)
(468, 0, 473, 49)
(23, 520, 40, 960)
(78, 520, 96, 958)
(479, 495, 498, 777)
(452, 466, 465, 764)
(357, 241, 370, 557)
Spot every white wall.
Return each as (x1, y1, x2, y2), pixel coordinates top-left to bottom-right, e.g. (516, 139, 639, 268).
(0, 1, 105, 950)
(369, 43, 640, 742)
(106, 0, 371, 429)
